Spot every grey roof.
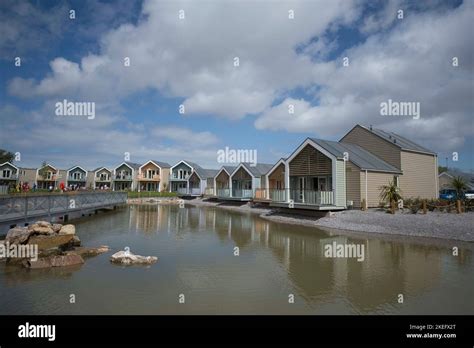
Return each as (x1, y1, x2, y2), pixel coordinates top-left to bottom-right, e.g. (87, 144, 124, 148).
(358, 125, 436, 154)
(92, 166, 111, 172)
(194, 167, 219, 179)
(123, 162, 141, 170)
(183, 160, 201, 169)
(310, 138, 402, 173)
(240, 163, 275, 177)
(66, 165, 87, 172)
(441, 170, 474, 188)
(149, 160, 171, 168)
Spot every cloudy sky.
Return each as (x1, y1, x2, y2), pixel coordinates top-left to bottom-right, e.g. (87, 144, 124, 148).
(0, 0, 472, 171)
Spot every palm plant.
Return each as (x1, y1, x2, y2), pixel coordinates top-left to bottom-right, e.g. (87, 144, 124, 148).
(379, 180, 402, 205)
(451, 176, 467, 199)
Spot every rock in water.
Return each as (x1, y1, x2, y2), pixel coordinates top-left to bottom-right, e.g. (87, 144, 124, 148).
(28, 224, 54, 235)
(72, 235, 81, 247)
(23, 253, 84, 269)
(59, 224, 75, 235)
(27, 234, 74, 251)
(36, 221, 52, 228)
(74, 246, 110, 257)
(5, 227, 31, 244)
(110, 250, 157, 265)
(52, 224, 63, 233)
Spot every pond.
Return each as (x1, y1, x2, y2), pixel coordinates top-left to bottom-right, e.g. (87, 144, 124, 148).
(1, 204, 473, 314)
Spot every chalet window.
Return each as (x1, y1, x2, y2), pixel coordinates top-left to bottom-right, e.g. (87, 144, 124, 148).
(393, 176, 399, 187)
(2, 169, 11, 178)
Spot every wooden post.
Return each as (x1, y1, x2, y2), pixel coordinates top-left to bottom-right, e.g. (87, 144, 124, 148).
(456, 200, 461, 214)
(422, 200, 427, 214)
(361, 199, 366, 211)
(391, 200, 396, 214)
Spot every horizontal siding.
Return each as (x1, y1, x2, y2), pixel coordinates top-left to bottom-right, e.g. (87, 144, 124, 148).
(341, 126, 401, 169)
(399, 151, 437, 199)
(360, 171, 395, 208)
(216, 171, 230, 188)
(232, 167, 252, 180)
(438, 174, 452, 189)
(268, 163, 285, 189)
(345, 161, 361, 207)
(289, 144, 331, 176)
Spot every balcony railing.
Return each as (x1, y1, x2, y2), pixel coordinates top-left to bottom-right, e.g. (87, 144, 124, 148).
(114, 174, 133, 181)
(204, 187, 215, 196)
(37, 175, 58, 181)
(170, 174, 191, 180)
(138, 174, 161, 181)
(190, 188, 201, 195)
(217, 189, 230, 197)
(0, 173, 18, 180)
(177, 187, 188, 194)
(96, 176, 111, 181)
(68, 176, 86, 181)
(232, 189, 253, 198)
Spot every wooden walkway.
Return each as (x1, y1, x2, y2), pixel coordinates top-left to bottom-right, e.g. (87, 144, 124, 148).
(0, 191, 127, 228)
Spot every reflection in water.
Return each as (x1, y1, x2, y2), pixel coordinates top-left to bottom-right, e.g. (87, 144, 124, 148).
(0, 204, 472, 315)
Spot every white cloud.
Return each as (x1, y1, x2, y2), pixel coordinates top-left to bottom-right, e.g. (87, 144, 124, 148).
(8, 0, 360, 118)
(255, 1, 474, 152)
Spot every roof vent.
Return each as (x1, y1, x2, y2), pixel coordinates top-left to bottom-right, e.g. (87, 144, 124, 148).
(393, 139, 397, 144)
(369, 125, 373, 131)
(389, 135, 392, 139)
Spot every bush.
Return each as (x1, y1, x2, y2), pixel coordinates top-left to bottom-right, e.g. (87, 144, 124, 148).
(127, 191, 178, 199)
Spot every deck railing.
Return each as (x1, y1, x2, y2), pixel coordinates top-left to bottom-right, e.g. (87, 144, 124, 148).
(232, 189, 253, 198)
(177, 187, 188, 194)
(204, 188, 215, 196)
(217, 189, 230, 197)
(190, 188, 201, 195)
(254, 188, 333, 205)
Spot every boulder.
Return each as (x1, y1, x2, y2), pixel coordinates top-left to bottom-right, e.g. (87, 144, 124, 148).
(5, 227, 31, 244)
(36, 221, 52, 228)
(23, 253, 84, 269)
(110, 250, 157, 265)
(59, 224, 76, 235)
(28, 224, 54, 235)
(27, 234, 74, 251)
(73, 246, 110, 258)
(52, 224, 63, 233)
(72, 235, 81, 247)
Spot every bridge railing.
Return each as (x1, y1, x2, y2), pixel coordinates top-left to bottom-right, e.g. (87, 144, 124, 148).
(0, 191, 127, 223)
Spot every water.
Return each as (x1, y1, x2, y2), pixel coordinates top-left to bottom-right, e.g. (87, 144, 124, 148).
(1, 204, 473, 314)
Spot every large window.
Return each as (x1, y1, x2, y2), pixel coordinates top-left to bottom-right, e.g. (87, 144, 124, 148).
(2, 169, 11, 178)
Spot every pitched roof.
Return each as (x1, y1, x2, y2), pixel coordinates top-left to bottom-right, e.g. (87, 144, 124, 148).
(440, 170, 474, 188)
(310, 138, 402, 173)
(357, 125, 436, 155)
(93, 166, 111, 172)
(239, 162, 274, 177)
(150, 160, 171, 168)
(122, 162, 141, 170)
(194, 167, 219, 179)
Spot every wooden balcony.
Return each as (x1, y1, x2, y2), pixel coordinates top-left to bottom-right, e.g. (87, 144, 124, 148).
(137, 174, 161, 181)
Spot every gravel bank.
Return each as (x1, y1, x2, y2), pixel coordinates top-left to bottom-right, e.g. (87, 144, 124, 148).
(186, 198, 473, 242)
(263, 209, 474, 242)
